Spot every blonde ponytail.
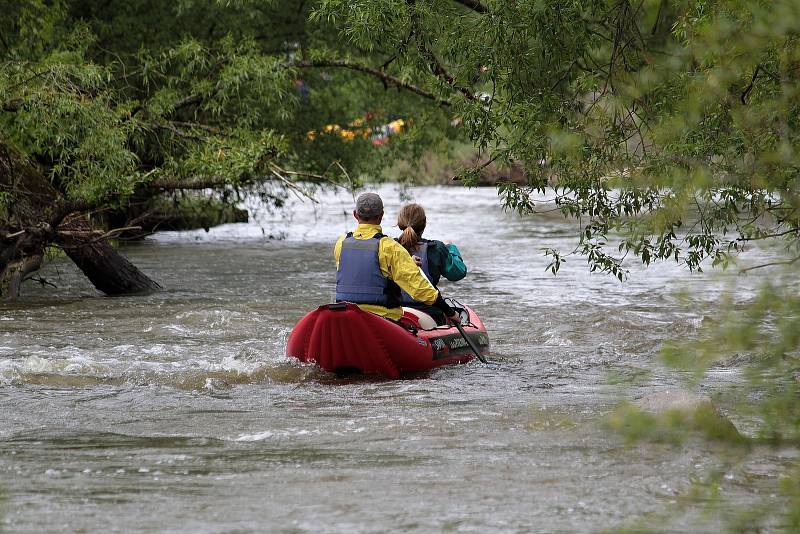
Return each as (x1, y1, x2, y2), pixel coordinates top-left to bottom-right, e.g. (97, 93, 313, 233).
(397, 203, 427, 254)
(399, 226, 418, 254)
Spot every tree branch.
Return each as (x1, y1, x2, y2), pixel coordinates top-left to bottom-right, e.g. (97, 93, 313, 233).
(741, 65, 762, 105)
(267, 164, 319, 203)
(419, 46, 479, 102)
(452, 0, 488, 14)
(56, 226, 143, 245)
(292, 59, 450, 106)
(2, 99, 21, 112)
(148, 176, 235, 190)
(737, 227, 799, 242)
(148, 121, 205, 141)
(0, 28, 10, 52)
(172, 94, 204, 112)
(739, 254, 800, 274)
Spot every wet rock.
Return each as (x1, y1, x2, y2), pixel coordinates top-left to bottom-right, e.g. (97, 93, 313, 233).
(634, 389, 714, 413)
(633, 389, 746, 444)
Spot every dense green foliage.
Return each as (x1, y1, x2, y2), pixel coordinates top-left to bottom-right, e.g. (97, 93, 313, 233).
(0, 0, 450, 214)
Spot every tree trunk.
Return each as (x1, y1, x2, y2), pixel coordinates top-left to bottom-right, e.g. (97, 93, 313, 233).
(0, 144, 52, 298)
(56, 214, 162, 295)
(0, 142, 162, 298)
(7, 252, 43, 301)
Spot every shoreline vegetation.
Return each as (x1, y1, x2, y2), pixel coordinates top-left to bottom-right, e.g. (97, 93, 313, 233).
(386, 143, 527, 187)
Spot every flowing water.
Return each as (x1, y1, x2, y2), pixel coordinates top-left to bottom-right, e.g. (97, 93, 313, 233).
(0, 185, 796, 532)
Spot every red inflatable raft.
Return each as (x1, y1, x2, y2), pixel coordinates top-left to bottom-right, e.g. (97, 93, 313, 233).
(286, 302, 490, 378)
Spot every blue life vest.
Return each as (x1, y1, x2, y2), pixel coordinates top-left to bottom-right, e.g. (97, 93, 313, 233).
(335, 232, 401, 308)
(400, 241, 430, 305)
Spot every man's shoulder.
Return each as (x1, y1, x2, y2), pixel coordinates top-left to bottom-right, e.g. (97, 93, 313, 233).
(379, 235, 404, 248)
(378, 235, 411, 256)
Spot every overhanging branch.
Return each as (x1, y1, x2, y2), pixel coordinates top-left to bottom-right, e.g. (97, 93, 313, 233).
(419, 45, 479, 102)
(2, 99, 21, 112)
(739, 254, 800, 274)
(148, 176, 235, 191)
(453, 0, 488, 13)
(292, 59, 450, 106)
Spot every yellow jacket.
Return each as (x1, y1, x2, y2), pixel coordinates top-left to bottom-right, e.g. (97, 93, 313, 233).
(334, 223, 439, 320)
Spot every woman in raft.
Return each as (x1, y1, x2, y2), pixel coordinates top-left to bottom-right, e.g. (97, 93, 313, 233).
(396, 203, 467, 325)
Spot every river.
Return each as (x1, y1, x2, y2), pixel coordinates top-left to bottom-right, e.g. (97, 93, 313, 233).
(0, 184, 795, 532)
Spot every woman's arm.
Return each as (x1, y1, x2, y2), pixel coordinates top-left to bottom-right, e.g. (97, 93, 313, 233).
(441, 242, 467, 281)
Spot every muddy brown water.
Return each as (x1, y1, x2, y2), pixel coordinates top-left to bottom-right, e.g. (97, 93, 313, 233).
(0, 185, 796, 532)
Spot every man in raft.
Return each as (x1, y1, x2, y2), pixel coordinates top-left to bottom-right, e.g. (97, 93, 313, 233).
(334, 192, 461, 325)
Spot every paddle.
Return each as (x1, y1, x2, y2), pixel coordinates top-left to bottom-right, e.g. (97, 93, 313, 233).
(449, 313, 489, 364)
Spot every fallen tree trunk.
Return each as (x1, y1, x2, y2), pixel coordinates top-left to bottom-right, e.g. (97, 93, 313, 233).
(56, 214, 162, 295)
(1, 226, 49, 301)
(1, 142, 162, 298)
(0, 144, 53, 299)
(7, 251, 43, 300)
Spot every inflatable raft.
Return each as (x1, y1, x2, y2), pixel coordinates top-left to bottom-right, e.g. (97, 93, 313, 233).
(286, 302, 489, 378)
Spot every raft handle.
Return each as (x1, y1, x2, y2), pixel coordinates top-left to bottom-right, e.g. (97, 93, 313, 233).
(327, 302, 348, 311)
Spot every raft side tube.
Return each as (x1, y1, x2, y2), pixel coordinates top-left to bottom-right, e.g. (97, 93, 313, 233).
(286, 302, 489, 377)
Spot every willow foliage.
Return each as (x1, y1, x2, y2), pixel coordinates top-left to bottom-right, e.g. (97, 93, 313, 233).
(0, 0, 449, 209)
(317, 0, 800, 276)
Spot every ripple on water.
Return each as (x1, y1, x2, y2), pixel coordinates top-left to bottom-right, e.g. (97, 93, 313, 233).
(0, 348, 325, 389)
(0, 184, 795, 532)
